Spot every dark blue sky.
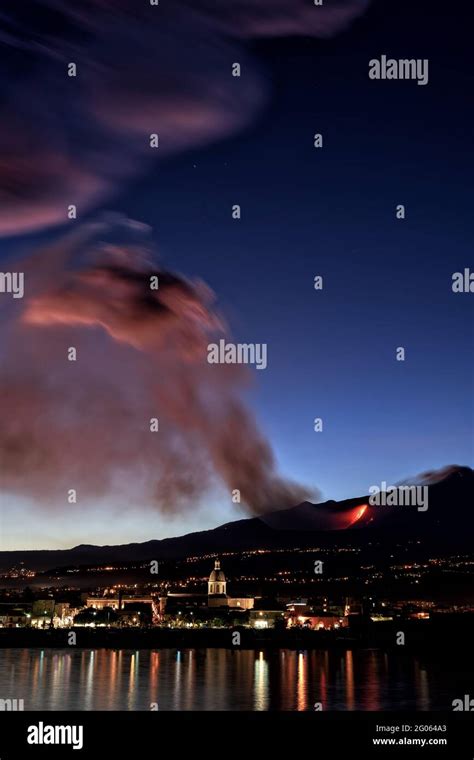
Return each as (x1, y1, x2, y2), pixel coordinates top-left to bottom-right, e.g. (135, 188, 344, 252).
(112, 1, 473, 498)
(1, 0, 473, 547)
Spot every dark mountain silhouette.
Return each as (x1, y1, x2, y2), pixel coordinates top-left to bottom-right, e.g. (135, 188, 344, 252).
(1, 465, 472, 572)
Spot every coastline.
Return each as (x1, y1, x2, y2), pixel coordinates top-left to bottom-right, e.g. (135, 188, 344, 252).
(0, 615, 472, 651)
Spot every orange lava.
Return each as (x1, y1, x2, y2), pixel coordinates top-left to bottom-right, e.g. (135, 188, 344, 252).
(347, 503, 368, 527)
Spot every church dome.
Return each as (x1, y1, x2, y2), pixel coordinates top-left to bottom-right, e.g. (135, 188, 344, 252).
(209, 559, 225, 583)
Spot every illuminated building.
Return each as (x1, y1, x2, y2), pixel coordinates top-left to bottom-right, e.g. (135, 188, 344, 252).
(287, 611, 348, 630)
(249, 610, 286, 629)
(208, 559, 227, 596)
(207, 559, 254, 610)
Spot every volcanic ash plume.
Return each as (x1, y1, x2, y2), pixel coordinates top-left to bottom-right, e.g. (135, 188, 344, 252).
(0, 0, 371, 511)
(0, 218, 310, 514)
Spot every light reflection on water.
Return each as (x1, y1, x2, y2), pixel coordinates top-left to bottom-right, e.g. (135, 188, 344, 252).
(0, 648, 450, 711)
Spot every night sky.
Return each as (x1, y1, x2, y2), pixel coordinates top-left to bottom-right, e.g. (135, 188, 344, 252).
(0, 0, 472, 549)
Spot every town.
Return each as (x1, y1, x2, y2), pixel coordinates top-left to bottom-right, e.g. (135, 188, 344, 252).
(1, 554, 472, 649)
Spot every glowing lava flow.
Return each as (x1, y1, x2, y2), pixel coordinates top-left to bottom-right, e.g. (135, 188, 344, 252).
(347, 503, 368, 527)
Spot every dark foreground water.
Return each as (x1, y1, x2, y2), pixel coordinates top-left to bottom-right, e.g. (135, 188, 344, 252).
(0, 648, 463, 711)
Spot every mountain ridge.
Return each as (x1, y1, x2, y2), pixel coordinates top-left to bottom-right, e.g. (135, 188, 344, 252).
(1, 465, 472, 572)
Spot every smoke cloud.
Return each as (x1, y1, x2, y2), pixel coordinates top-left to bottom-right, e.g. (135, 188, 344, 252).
(0, 1, 370, 515)
(0, 217, 311, 513)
